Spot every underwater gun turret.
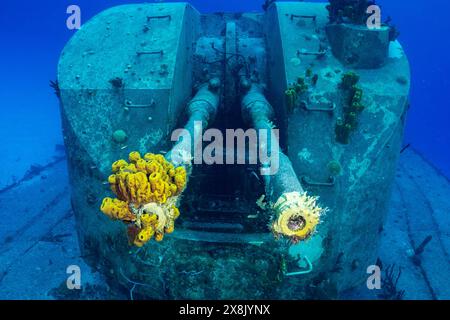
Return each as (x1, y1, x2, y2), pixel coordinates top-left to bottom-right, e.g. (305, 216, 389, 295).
(241, 84, 325, 243)
(57, 1, 411, 299)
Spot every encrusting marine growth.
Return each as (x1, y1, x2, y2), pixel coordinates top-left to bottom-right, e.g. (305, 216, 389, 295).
(100, 151, 187, 246)
(285, 77, 309, 113)
(271, 192, 325, 243)
(335, 71, 365, 144)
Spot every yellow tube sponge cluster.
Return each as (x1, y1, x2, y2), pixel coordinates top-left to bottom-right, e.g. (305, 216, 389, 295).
(271, 192, 326, 243)
(100, 151, 187, 246)
(109, 151, 186, 204)
(100, 197, 136, 222)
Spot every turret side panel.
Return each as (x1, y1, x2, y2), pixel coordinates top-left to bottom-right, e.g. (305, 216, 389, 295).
(266, 2, 411, 292)
(58, 3, 199, 173)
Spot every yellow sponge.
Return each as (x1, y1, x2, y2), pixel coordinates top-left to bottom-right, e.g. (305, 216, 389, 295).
(100, 151, 188, 246)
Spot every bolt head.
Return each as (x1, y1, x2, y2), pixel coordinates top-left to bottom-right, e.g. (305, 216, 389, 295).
(208, 78, 221, 91)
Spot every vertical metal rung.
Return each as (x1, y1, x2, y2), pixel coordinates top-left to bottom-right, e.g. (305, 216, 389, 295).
(301, 176, 336, 187)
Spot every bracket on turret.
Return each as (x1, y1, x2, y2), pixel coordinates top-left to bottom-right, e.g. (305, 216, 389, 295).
(301, 101, 336, 113)
(290, 14, 317, 23)
(301, 176, 335, 187)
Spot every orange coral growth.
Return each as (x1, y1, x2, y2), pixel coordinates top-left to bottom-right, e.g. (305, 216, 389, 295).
(100, 151, 188, 246)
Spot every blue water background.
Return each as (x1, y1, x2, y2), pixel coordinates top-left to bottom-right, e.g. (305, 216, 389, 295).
(1, 0, 449, 186)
